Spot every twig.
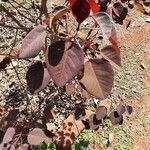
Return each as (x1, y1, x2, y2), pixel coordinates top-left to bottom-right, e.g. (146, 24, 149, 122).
(1, 5, 27, 31)
(8, 1, 34, 23)
(0, 23, 32, 30)
(7, 29, 31, 112)
(0, 53, 9, 56)
(29, 0, 39, 17)
(8, 29, 18, 56)
(12, 0, 35, 18)
(10, 133, 22, 149)
(40, 0, 48, 18)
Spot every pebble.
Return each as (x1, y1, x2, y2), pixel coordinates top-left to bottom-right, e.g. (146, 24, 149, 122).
(145, 17, 150, 23)
(0, 72, 2, 80)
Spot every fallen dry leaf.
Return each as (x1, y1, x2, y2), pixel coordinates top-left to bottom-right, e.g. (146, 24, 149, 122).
(54, 110, 93, 149)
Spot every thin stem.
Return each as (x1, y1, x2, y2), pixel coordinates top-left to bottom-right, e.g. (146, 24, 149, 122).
(12, 0, 35, 18)
(8, 1, 34, 23)
(0, 23, 32, 30)
(40, 0, 48, 18)
(1, 5, 27, 31)
(9, 29, 18, 56)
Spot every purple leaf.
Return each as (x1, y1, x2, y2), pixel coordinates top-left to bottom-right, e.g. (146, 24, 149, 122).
(101, 45, 121, 67)
(26, 61, 51, 94)
(126, 105, 133, 115)
(80, 59, 114, 99)
(96, 106, 107, 120)
(27, 128, 49, 145)
(71, 0, 90, 23)
(116, 103, 126, 115)
(45, 40, 84, 87)
(93, 12, 121, 54)
(19, 25, 47, 59)
(89, 114, 101, 130)
(93, 12, 112, 37)
(112, 2, 128, 24)
(0, 127, 15, 149)
(109, 111, 123, 125)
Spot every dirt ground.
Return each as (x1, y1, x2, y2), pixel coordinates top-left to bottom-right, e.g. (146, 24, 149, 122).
(113, 10, 150, 150)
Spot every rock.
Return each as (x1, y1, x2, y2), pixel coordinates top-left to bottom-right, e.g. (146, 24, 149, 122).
(0, 72, 2, 81)
(108, 133, 114, 145)
(145, 17, 150, 23)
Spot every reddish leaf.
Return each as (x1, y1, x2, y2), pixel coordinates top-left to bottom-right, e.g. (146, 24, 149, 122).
(65, 83, 76, 95)
(55, 110, 93, 149)
(51, 7, 69, 31)
(109, 36, 121, 55)
(89, 114, 101, 130)
(18, 25, 47, 59)
(126, 105, 133, 115)
(71, 0, 90, 23)
(93, 12, 112, 37)
(42, 106, 55, 125)
(116, 103, 126, 115)
(74, 102, 86, 120)
(80, 59, 114, 99)
(93, 12, 121, 54)
(45, 40, 84, 87)
(27, 128, 49, 145)
(87, 0, 100, 13)
(112, 2, 128, 24)
(109, 111, 123, 125)
(46, 40, 65, 66)
(26, 61, 51, 94)
(55, 115, 84, 149)
(82, 120, 90, 129)
(101, 45, 121, 67)
(0, 57, 11, 70)
(95, 106, 107, 120)
(0, 127, 15, 149)
(81, 89, 91, 99)
(69, 0, 77, 8)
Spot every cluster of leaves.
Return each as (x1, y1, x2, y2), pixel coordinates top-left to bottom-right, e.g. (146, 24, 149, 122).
(97, 0, 149, 24)
(0, 0, 137, 149)
(1, 1, 121, 98)
(75, 101, 132, 131)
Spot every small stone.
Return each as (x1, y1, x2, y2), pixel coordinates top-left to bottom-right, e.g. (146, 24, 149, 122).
(140, 62, 146, 69)
(145, 17, 150, 23)
(0, 72, 2, 80)
(108, 133, 114, 145)
(135, 53, 140, 56)
(83, 21, 89, 26)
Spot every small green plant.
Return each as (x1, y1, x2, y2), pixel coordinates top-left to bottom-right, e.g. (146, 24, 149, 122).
(72, 130, 94, 150)
(99, 126, 133, 150)
(38, 142, 56, 150)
